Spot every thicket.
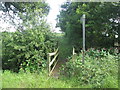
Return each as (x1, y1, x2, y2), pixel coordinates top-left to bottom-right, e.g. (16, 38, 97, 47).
(2, 28, 58, 72)
(60, 49, 119, 88)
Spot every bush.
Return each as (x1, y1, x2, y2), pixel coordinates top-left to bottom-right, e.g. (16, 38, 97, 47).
(2, 28, 58, 72)
(86, 48, 118, 57)
(60, 51, 118, 88)
(86, 48, 109, 58)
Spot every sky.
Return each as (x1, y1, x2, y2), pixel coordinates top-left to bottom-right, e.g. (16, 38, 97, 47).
(0, 0, 66, 32)
(46, 0, 66, 33)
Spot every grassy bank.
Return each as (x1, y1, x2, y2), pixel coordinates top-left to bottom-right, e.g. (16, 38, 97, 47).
(2, 70, 92, 88)
(2, 69, 118, 88)
(2, 52, 119, 88)
(3, 70, 83, 88)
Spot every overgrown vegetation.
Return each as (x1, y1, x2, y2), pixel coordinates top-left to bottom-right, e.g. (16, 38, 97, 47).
(1, 1, 119, 89)
(60, 49, 119, 88)
(2, 28, 58, 72)
(58, 36, 72, 59)
(2, 70, 91, 88)
(2, 2, 58, 72)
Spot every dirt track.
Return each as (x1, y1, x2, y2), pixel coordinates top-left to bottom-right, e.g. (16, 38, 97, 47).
(51, 59, 67, 78)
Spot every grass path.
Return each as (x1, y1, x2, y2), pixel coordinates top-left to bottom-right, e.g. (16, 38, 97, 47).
(50, 36, 72, 78)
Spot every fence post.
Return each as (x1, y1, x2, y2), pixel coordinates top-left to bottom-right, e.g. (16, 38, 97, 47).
(47, 53, 51, 76)
(72, 47, 76, 61)
(47, 48, 59, 76)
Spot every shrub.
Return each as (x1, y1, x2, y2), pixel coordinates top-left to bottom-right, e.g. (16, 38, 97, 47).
(60, 51, 118, 88)
(85, 48, 109, 58)
(86, 48, 118, 57)
(2, 29, 58, 72)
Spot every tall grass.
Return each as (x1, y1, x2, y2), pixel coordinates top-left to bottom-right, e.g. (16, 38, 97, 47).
(0, 69, 1, 89)
(2, 70, 78, 88)
(2, 70, 96, 88)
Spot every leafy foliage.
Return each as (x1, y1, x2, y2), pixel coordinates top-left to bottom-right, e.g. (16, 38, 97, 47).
(60, 49, 118, 88)
(0, 2, 50, 31)
(57, 2, 120, 49)
(1, 1, 58, 72)
(2, 28, 58, 72)
(86, 48, 108, 58)
(57, 36, 73, 59)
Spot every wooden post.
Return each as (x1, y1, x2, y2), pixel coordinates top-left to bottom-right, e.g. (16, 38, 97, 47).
(49, 55, 51, 74)
(72, 47, 76, 61)
(47, 54, 51, 76)
(47, 54, 49, 76)
(47, 48, 59, 76)
(73, 47, 75, 55)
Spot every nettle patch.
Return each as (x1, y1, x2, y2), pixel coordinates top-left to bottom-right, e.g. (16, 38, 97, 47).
(60, 50, 118, 88)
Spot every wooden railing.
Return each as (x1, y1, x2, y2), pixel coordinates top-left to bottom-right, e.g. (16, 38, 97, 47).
(47, 48, 59, 76)
(72, 47, 77, 61)
(72, 47, 76, 55)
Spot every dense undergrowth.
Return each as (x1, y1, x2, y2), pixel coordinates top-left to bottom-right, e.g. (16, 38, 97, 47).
(57, 36, 73, 60)
(2, 32, 119, 88)
(1, 2, 119, 89)
(60, 49, 119, 88)
(2, 49, 119, 88)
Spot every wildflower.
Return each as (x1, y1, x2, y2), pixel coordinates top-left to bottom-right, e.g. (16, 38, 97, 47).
(103, 48, 106, 50)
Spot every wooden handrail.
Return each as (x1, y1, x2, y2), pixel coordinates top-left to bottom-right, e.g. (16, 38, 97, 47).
(47, 48, 59, 76)
(73, 47, 76, 55)
(49, 53, 59, 67)
(48, 48, 58, 56)
(72, 47, 76, 61)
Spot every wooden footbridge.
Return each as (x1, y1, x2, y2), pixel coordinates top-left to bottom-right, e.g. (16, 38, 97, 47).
(47, 47, 76, 77)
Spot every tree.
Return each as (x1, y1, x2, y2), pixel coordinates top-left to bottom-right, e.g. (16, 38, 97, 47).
(1, 2, 58, 72)
(57, 2, 120, 50)
(0, 2, 50, 31)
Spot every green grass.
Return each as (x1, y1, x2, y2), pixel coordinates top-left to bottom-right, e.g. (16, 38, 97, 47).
(102, 75, 118, 88)
(1, 70, 93, 88)
(2, 70, 78, 88)
(0, 70, 2, 89)
(2, 70, 118, 88)
(2, 51, 119, 88)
